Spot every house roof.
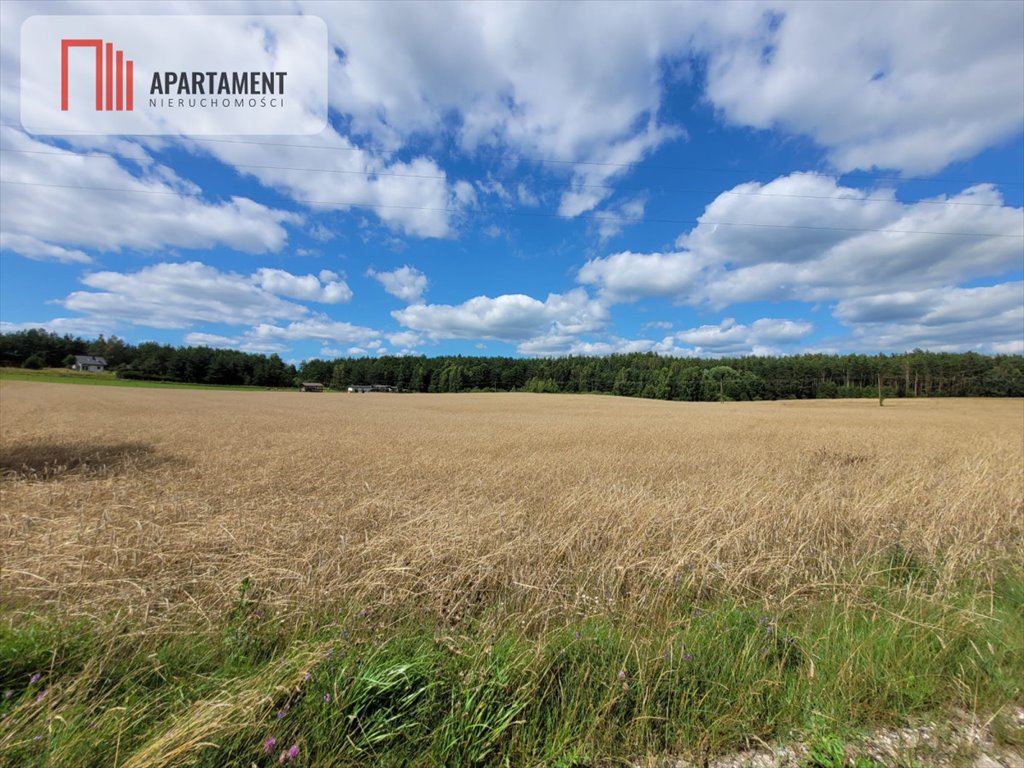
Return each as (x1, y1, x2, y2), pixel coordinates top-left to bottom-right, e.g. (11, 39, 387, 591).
(74, 355, 108, 365)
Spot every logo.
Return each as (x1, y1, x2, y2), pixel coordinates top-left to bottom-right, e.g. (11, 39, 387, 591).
(22, 16, 327, 136)
(61, 39, 134, 111)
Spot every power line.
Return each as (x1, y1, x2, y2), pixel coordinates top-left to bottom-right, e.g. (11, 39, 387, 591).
(1, 147, 1015, 208)
(2, 121, 1022, 188)
(2, 177, 1020, 239)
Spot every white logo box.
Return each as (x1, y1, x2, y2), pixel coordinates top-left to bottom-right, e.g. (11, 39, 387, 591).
(21, 15, 328, 136)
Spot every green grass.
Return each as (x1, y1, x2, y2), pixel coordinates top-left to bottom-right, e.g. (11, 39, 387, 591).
(0, 368, 288, 391)
(1, 566, 1021, 766)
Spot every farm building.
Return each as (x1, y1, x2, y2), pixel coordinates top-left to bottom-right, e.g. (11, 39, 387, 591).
(347, 384, 396, 393)
(300, 382, 325, 392)
(72, 355, 108, 372)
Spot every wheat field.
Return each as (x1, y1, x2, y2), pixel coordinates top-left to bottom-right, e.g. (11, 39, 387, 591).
(2, 382, 1021, 630)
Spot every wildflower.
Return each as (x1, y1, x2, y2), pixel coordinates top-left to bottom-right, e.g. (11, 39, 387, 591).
(276, 709, 286, 720)
(617, 669, 627, 681)
(303, 672, 311, 682)
(34, 690, 47, 704)
(28, 673, 41, 685)
(574, 631, 581, 641)
(683, 653, 694, 663)
(324, 693, 331, 703)
(279, 744, 300, 762)
(263, 736, 277, 753)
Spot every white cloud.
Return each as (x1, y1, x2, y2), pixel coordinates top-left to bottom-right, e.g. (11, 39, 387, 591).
(0, 127, 298, 257)
(581, 174, 1023, 309)
(249, 318, 380, 344)
(700, 2, 1024, 174)
(254, 268, 352, 304)
(182, 332, 290, 355)
(387, 330, 422, 348)
(193, 126, 468, 238)
(64, 262, 310, 329)
(835, 283, 1024, 353)
(314, 2, 691, 216)
(578, 250, 703, 303)
(367, 265, 429, 303)
(0, 233, 91, 264)
(594, 196, 647, 241)
(0, 316, 117, 338)
(689, 177, 1023, 306)
(394, 288, 608, 342)
(673, 317, 813, 354)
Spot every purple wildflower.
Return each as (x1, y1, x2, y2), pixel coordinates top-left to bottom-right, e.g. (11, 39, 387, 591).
(28, 673, 41, 685)
(276, 708, 286, 720)
(617, 669, 627, 681)
(34, 690, 47, 704)
(288, 744, 300, 759)
(683, 653, 694, 663)
(303, 672, 311, 682)
(263, 736, 277, 753)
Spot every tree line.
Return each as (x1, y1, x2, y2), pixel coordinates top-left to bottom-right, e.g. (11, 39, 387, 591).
(3, 328, 1021, 399)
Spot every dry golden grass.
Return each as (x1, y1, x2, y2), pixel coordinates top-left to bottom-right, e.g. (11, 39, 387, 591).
(1, 382, 1022, 629)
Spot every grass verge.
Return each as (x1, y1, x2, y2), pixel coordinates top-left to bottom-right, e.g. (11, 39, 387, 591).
(0, 368, 287, 391)
(1, 566, 1021, 767)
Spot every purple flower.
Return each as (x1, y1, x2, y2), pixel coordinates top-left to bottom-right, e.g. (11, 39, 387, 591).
(279, 744, 300, 762)
(28, 673, 41, 685)
(276, 709, 286, 720)
(683, 653, 693, 663)
(617, 669, 627, 681)
(303, 672, 311, 682)
(324, 693, 331, 703)
(263, 736, 277, 753)
(34, 690, 47, 704)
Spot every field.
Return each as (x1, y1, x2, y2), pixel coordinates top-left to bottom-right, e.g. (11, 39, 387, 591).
(1, 382, 1022, 766)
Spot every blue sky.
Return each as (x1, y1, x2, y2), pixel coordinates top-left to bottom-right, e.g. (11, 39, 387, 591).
(1, 0, 1022, 363)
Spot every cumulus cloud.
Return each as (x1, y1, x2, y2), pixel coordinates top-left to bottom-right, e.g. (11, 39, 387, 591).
(367, 266, 429, 303)
(672, 318, 813, 354)
(64, 262, 311, 329)
(700, 2, 1024, 174)
(193, 126, 469, 238)
(248, 318, 380, 344)
(834, 283, 1024, 353)
(0, 127, 298, 258)
(182, 332, 290, 355)
(393, 288, 609, 342)
(581, 174, 1023, 308)
(254, 268, 352, 304)
(578, 249, 704, 303)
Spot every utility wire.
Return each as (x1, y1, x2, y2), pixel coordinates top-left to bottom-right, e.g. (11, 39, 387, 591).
(2, 178, 1020, 239)
(2, 121, 1022, 187)
(0, 147, 1015, 208)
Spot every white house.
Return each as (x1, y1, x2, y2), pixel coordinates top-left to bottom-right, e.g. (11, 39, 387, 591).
(72, 355, 108, 372)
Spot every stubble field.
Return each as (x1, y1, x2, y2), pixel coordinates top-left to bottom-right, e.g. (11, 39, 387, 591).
(1, 382, 1022, 765)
